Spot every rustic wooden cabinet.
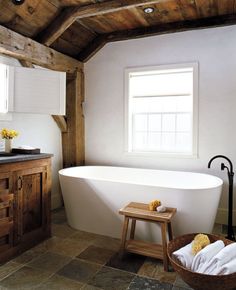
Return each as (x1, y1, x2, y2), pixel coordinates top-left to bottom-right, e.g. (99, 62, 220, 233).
(0, 155, 52, 262)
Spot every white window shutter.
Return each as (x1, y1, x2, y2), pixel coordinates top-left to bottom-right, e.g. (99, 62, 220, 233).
(9, 66, 66, 115)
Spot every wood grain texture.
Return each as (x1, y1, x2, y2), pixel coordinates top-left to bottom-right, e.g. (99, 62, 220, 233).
(107, 13, 236, 41)
(119, 202, 176, 222)
(61, 71, 85, 167)
(52, 115, 68, 133)
(0, 25, 82, 73)
(36, 0, 171, 46)
(0, 157, 51, 263)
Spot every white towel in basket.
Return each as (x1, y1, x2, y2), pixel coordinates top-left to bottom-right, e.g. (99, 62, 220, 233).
(201, 242, 236, 275)
(215, 258, 236, 275)
(172, 242, 194, 269)
(192, 240, 225, 272)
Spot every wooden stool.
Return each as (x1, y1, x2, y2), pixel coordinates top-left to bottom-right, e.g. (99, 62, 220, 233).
(119, 202, 176, 271)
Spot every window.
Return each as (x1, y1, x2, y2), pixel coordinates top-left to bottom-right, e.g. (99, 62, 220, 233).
(125, 63, 198, 156)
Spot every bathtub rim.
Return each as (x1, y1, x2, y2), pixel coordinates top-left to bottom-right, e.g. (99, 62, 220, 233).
(59, 165, 223, 191)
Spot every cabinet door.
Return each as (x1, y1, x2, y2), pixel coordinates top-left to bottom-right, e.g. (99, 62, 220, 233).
(15, 166, 47, 242)
(0, 173, 14, 251)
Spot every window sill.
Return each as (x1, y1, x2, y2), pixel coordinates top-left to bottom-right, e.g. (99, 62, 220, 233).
(0, 113, 12, 121)
(124, 151, 198, 159)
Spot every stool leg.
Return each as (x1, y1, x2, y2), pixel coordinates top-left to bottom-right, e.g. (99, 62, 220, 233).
(130, 219, 136, 240)
(119, 216, 129, 258)
(167, 222, 173, 241)
(161, 222, 169, 271)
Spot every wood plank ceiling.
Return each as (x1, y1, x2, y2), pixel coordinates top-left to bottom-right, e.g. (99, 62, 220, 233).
(0, 0, 236, 62)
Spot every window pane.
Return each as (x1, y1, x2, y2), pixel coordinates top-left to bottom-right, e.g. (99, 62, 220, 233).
(162, 114, 175, 132)
(161, 133, 175, 151)
(176, 114, 191, 132)
(147, 97, 163, 113)
(176, 95, 192, 112)
(132, 98, 149, 113)
(176, 133, 192, 152)
(148, 114, 161, 131)
(162, 97, 177, 113)
(148, 133, 161, 150)
(130, 70, 193, 97)
(133, 132, 147, 150)
(133, 114, 147, 131)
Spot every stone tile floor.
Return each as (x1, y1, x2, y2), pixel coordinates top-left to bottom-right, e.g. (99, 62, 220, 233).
(0, 208, 226, 290)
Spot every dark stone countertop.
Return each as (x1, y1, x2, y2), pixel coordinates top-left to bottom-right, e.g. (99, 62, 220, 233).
(0, 153, 53, 164)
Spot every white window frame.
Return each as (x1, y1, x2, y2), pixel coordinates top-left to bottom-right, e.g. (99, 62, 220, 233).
(124, 63, 199, 158)
(0, 64, 13, 121)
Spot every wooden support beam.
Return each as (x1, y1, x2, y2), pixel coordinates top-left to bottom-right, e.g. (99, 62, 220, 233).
(78, 13, 236, 62)
(37, 0, 169, 46)
(77, 35, 108, 62)
(61, 71, 85, 167)
(0, 25, 82, 73)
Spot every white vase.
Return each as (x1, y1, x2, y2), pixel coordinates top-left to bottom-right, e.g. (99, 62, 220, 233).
(5, 139, 12, 153)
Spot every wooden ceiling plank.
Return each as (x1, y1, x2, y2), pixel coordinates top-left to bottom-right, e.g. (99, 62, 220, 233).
(79, 13, 236, 62)
(37, 0, 172, 46)
(0, 24, 82, 73)
(108, 13, 236, 41)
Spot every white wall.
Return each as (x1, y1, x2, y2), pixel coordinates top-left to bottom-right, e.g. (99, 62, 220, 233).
(85, 25, 236, 225)
(0, 55, 63, 209)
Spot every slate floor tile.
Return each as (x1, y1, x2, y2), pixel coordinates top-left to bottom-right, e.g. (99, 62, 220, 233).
(93, 235, 121, 251)
(28, 251, 71, 273)
(82, 285, 103, 290)
(138, 258, 176, 284)
(87, 266, 134, 290)
(36, 274, 83, 290)
(0, 261, 23, 281)
(174, 275, 193, 289)
(128, 276, 172, 290)
(70, 230, 99, 243)
(12, 248, 43, 264)
(57, 259, 101, 283)
(77, 245, 115, 265)
(50, 237, 91, 257)
(0, 266, 51, 289)
(106, 252, 145, 273)
(52, 224, 77, 239)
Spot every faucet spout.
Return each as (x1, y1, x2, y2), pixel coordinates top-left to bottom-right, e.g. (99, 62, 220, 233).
(208, 155, 234, 175)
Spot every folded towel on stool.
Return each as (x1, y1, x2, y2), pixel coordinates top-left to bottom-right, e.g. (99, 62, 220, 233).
(201, 243, 236, 275)
(192, 240, 225, 272)
(172, 242, 194, 269)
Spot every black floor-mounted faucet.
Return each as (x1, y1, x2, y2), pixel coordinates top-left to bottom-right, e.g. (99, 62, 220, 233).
(208, 155, 235, 241)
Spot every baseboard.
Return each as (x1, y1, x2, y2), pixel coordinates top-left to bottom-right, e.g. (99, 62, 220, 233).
(215, 208, 236, 225)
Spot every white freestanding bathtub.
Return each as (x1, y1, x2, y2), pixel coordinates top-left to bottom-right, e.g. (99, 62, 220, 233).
(59, 166, 223, 242)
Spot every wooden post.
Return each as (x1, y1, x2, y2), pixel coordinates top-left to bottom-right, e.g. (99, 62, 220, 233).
(61, 70, 85, 167)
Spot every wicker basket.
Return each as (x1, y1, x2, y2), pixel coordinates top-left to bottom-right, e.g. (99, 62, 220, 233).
(167, 233, 236, 290)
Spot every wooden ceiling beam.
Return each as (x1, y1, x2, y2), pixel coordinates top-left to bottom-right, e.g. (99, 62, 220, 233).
(77, 35, 108, 62)
(37, 0, 170, 46)
(78, 13, 236, 62)
(0, 25, 82, 73)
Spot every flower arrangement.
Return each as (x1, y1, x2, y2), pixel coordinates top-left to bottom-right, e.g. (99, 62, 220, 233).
(0, 128, 19, 139)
